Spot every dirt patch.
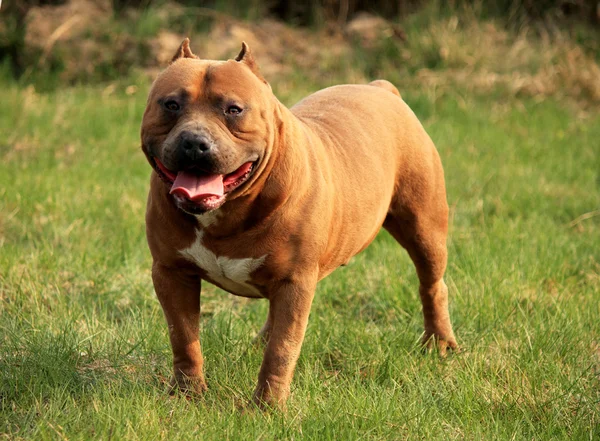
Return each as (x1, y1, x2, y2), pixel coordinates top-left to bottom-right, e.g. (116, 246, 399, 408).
(408, 18, 600, 107)
(25, 0, 112, 50)
(21, 0, 359, 83)
(151, 18, 352, 80)
(15, 0, 600, 107)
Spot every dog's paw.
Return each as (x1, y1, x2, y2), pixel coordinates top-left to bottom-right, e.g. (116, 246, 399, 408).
(421, 333, 459, 357)
(251, 384, 289, 411)
(169, 374, 208, 396)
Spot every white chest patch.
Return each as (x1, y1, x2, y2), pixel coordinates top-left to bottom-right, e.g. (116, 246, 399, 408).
(195, 211, 220, 228)
(179, 230, 266, 297)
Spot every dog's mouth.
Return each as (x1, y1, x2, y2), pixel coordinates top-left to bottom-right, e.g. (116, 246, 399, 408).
(152, 157, 256, 213)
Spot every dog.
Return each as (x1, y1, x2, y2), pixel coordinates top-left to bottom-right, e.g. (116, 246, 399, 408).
(140, 38, 457, 408)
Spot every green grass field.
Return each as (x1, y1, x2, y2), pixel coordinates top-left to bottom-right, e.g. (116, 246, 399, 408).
(1, 67, 599, 439)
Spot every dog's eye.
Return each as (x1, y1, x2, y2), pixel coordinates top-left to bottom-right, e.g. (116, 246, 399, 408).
(164, 100, 180, 112)
(225, 105, 243, 116)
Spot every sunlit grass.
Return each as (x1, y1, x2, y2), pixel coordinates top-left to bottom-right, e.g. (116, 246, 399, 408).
(0, 75, 599, 439)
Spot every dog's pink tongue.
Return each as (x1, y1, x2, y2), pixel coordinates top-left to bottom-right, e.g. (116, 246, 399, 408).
(170, 171, 224, 200)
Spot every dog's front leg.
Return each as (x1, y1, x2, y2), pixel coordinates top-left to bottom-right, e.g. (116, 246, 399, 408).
(152, 262, 206, 394)
(253, 273, 317, 409)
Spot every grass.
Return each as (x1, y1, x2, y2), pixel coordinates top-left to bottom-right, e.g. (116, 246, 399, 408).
(1, 55, 600, 439)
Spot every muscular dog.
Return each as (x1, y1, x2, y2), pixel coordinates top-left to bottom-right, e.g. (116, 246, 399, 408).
(141, 39, 457, 408)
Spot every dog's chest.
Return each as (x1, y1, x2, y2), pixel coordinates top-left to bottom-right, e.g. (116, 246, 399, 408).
(179, 230, 266, 297)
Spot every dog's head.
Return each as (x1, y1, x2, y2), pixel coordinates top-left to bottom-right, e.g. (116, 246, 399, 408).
(141, 39, 276, 214)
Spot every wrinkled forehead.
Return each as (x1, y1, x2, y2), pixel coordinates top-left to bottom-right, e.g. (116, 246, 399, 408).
(150, 58, 262, 102)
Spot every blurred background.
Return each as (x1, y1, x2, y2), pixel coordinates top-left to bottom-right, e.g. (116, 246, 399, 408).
(1, 0, 599, 104)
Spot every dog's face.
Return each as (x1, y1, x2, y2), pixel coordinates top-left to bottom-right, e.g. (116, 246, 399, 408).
(141, 40, 275, 214)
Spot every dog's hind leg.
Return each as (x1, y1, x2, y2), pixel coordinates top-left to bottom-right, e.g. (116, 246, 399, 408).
(383, 185, 457, 354)
(369, 79, 401, 98)
(254, 308, 273, 346)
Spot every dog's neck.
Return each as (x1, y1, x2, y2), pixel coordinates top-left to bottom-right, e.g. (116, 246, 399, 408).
(192, 100, 318, 239)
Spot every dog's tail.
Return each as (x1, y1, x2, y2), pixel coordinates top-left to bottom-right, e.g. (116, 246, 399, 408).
(369, 79, 401, 99)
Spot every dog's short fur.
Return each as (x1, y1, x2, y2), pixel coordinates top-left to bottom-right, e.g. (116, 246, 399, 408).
(141, 39, 457, 408)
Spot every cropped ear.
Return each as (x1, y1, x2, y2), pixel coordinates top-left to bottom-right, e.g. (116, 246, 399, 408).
(235, 42, 268, 85)
(171, 38, 198, 64)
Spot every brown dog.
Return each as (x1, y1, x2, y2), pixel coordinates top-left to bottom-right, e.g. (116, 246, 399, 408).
(141, 38, 457, 408)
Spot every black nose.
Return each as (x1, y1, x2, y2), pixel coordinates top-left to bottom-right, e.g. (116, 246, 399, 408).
(179, 131, 212, 159)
